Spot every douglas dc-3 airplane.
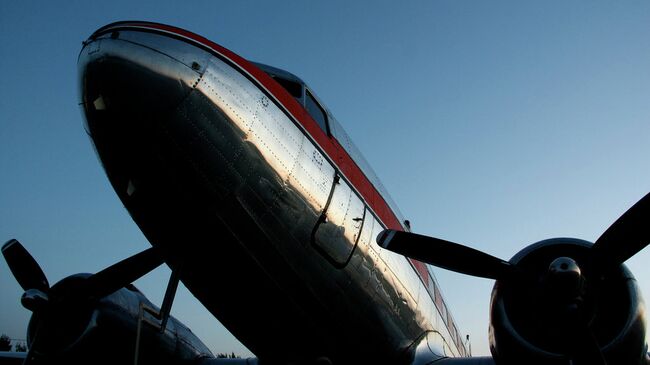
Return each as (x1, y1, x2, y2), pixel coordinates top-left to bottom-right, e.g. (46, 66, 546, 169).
(1, 21, 649, 365)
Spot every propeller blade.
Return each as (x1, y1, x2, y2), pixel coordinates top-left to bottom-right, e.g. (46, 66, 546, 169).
(2, 239, 49, 292)
(377, 230, 515, 280)
(82, 246, 163, 300)
(592, 192, 650, 268)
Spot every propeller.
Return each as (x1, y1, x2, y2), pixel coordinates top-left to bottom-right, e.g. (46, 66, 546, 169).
(591, 192, 650, 270)
(377, 192, 650, 281)
(82, 246, 165, 300)
(3, 239, 163, 307)
(376, 192, 650, 365)
(376, 230, 516, 280)
(2, 239, 49, 293)
(2, 239, 164, 362)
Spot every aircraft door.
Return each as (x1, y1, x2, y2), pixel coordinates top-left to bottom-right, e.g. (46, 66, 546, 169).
(312, 174, 366, 268)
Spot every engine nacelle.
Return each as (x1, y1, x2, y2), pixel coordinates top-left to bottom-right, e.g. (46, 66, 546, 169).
(489, 238, 648, 364)
(24, 274, 213, 365)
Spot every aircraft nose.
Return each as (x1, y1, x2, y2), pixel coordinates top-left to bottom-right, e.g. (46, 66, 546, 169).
(78, 29, 207, 136)
(78, 28, 210, 201)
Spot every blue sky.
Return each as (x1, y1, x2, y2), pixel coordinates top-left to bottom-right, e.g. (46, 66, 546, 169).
(1, 0, 649, 357)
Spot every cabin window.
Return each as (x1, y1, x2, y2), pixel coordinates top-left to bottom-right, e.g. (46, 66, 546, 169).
(305, 89, 329, 134)
(272, 76, 302, 100)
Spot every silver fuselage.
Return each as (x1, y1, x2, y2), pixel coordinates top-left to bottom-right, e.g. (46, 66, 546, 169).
(78, 22, 468, 364)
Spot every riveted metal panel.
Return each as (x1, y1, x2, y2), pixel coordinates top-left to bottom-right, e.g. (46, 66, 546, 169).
(288, 138, 335, 215)
(189, 55, 338, 257)
(198, 60, 262, 136)
(115, 31, 211, 73)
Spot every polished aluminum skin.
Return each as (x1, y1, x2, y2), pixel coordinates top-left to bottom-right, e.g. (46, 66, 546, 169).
(78, 25, 468, 363)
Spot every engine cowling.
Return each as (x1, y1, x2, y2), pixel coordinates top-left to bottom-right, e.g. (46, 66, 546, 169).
(23, 274, 213, 365)
(377, 193, 650, 364)
(489, 238, 647, 364)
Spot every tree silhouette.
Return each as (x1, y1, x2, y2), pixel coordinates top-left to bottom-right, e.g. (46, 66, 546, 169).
(15, 342, 27, 352)
(0, 335, 11, 351)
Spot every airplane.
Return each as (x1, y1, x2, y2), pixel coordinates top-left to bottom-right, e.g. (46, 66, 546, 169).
(1, 20, 648, 365)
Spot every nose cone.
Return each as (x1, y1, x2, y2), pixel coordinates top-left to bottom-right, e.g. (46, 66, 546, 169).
(78, 28, 209, 198)
(79, 28, 206, 139)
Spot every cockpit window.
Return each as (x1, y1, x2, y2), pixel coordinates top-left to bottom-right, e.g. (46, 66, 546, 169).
(272, 76, 302, 100)
(305, 89, 328, 134)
